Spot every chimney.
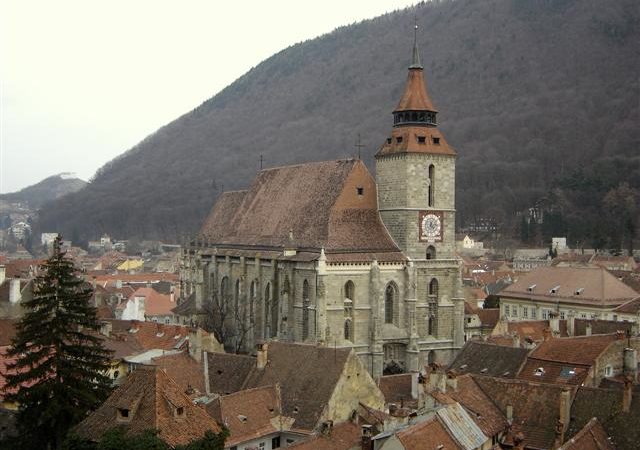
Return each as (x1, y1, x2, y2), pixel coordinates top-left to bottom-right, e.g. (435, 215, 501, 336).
(100, 321, 112, 337)
(512, 333, 521, 348)
(558, 388, 571, 442)
(361, 424, 373, 450)
(388, 403, 398, 415)
(446, 370, 458, 391)
(567, 312, 575, 337)
(116, 279, 122, 289)
(585, 323, 592, 336)
(506, 405, 513, 424)
(256, 342, 268, 369)
(411, 372, 419, 399)
(543, 327, 552, 341)
(623, 375, 633, 413)
(549, 315, 560, 335)
(9, 278, 21, 304)
(0, 265, 5, 286)
(189, 328, 203, 362)
(428, 364, 446, 393)
(624, 348, 638, 382)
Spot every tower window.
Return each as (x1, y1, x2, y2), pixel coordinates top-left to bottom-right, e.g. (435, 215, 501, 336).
(428, 164, 435, 207)
(386, 138, 392, 144)
(396, 136, 403, 144)
(356, 187, 364, 196)
(432, 137, 440, 144)
(417, 136, 426, 144)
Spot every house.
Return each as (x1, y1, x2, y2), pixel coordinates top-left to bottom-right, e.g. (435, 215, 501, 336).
(74, 366, 222, 447)
(498, 266, 640, 322)
(287, 420, 363, 450)
(559, 418, 614, 450)
(205, 341, 385, 434)
(447, 340, 530, 379)
(117, 287, 177, 323)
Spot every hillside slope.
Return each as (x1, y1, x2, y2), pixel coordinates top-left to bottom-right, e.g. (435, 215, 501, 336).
(38, 0, 639, 246)
(2, 173, 87, 209)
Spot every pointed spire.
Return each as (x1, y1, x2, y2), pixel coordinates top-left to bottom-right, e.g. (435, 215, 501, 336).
(409, 19, 423, 70)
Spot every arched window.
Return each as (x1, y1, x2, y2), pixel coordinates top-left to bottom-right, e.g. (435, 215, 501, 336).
(427, 350, 436, 365)
(344, 319, 352, 342)
(385, 283, 397, 324)
(426, 245, 436, 260)
(302, 280, 310, 340)
(344, 281, 355, 302)
(429, 278, 439, 298)
(234, 279, 240, 314)
(249, 280, 256, 326)
(428, 314, 435, 335)
(264, 283, 271, 336)
(428, 164, 435, 207)
(220, 277, 229, 311)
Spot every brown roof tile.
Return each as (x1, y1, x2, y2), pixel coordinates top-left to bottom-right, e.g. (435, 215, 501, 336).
(287, 421, 360, 450)
(74, 366, 221, 447)
(501, 267, 639, 307)
(574, 318, 635, 336)
(206, 385, 282, 447)
(396, 415, 462, 450)
(206, 352, 256, 395)
(447, 341, 530, 378)
(199, 159, 399, 254)
(560, 417, 614, 450)
(517, 359, 590, 386)
(528, 334, 618, 366)
(378, 373, 414, 407)
(151, 351, 205, 396)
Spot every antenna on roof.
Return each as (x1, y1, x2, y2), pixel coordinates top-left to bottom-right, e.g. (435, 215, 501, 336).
(354, 133, 365, 160)
(259, 154, 264, 170)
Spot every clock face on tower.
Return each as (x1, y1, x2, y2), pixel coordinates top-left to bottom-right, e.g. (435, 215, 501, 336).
(418, 211, 443, 242)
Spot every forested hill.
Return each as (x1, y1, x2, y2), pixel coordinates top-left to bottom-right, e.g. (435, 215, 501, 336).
(38, 0, 639, 249)
(1, 174, 87, 209)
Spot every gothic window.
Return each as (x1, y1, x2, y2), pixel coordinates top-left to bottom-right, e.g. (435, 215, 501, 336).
(264, 283, 271, 335)
(385, 282, 397, 324)
(234, 279, 240, 315)
(344, 281, 355, 302)
(344, 319, 352, 342)
(428, 164, 435, 207)
(428, 278, 439, 299)
(428, 314, 435, 335)
(220, 277, 229, 312)
(249, 280, 256, 325)
(302, 280, 310, 340)
(426, 245, 436, 260)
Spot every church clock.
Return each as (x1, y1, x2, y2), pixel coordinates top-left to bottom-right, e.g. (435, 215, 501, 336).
(418, 211, 443, 242)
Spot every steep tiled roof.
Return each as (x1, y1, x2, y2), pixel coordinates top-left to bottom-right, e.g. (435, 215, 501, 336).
(241, 342, 352, 431)
(560, 417, 614, 450)
(206, 385, 282, 447)
(199, 159, 400, 256)
(287, 421, 360, 450)
(431, 374, 508, 438)
(476, 308, 499, 328)
(396, 413, 462, 450)
(613, 296, 640, 314)
(500, 267, 639, 307)
(0, 319, 16, 346)
(568, 387, 640, 450)
(207, 342, 356, 432)
(528, 334, 617, 366)
(104, 320, 195, 352)
(574, 318, 635, 336)
(74, 366, 221, 447)
(517, 359, 590, 386)
(128, 287, 176, 317)
(206, 352, 256, 395)
(473, 375, 576, 450)
(378, 373, 414, 407)
(447, 341, 530, 378)
(151, 352, 205, 395)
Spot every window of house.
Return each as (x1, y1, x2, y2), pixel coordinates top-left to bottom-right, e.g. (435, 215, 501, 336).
(302, 280, 310, 340)
(113, 370, 120, 379)
(272, 436, 281, 448)
(386, 138, 392, 144)
(356, 187, 364, 196)
(605, 365, 613, 377)
(522, 307, 528, 319)
(560, 311, 566, 319)
(385, 283, 397, 324)
(426, 245, 436, 260)
(531, 308, 537, 320)
(396, 136, 403, 144)
(259, 443, 265, 449)
(505, 305, 510, 317)
(432, 137, 440, 144)
(417, 136, 426, 144)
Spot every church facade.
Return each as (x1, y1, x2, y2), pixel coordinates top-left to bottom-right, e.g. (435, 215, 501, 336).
(177, 39, 465, 378)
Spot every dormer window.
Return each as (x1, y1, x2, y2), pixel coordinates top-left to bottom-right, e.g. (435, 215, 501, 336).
(534, 367, 545, 376)
(550, 285, 560, 294)
(417, 136, 426, 144)
(527, 284, 536, 292)
(117, 408, 131, 422)
(432, 137, 440, 145)
(396, 137, 403, 144)
(574, 288, 584, 295)
(386, 138, 392, 144)
(176, 407, 184, 417)
(356, 187, 364, 196)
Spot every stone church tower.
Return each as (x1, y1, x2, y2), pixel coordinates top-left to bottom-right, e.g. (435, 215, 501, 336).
(177, 31, 465, 379)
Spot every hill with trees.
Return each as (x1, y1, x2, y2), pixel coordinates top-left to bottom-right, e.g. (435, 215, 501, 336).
(38, 0, 639, 251)
(1, 173, 87, 209)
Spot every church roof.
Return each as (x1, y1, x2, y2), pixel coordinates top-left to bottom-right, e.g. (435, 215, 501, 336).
(394, 67, 436, 113)
(200, 159, 402, 260)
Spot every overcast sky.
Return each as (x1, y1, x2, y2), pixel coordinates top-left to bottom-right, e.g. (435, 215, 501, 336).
(0, 0, 418, 194)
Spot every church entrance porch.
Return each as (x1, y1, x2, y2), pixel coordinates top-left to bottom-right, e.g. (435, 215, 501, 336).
(383, 343, 407, 375)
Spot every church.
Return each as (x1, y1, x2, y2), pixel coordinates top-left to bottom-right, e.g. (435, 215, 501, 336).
(177, 35, 465, 378)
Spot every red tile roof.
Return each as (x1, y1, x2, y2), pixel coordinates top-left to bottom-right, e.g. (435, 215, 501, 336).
(74, 366, 221, 447)
(206, 385, 283, 447)
(378, 373, 415, 408)
(396, 415, 462, 450)
(151, 352, 205, 396)
(128, 287, 176, 317)
(560, 417, 615, 450)
(287, 421, 360, 450)
(199, 159, 400, 256)
(528, 334, 618, 366)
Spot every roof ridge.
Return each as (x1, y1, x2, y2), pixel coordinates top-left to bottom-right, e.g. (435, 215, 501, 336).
(258, 158, 357, 173)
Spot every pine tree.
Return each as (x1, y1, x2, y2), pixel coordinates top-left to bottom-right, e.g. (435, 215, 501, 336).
(3, 237, 113, 449)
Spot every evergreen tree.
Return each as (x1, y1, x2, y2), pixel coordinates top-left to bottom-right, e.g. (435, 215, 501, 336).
(3, 237, 113, 449)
